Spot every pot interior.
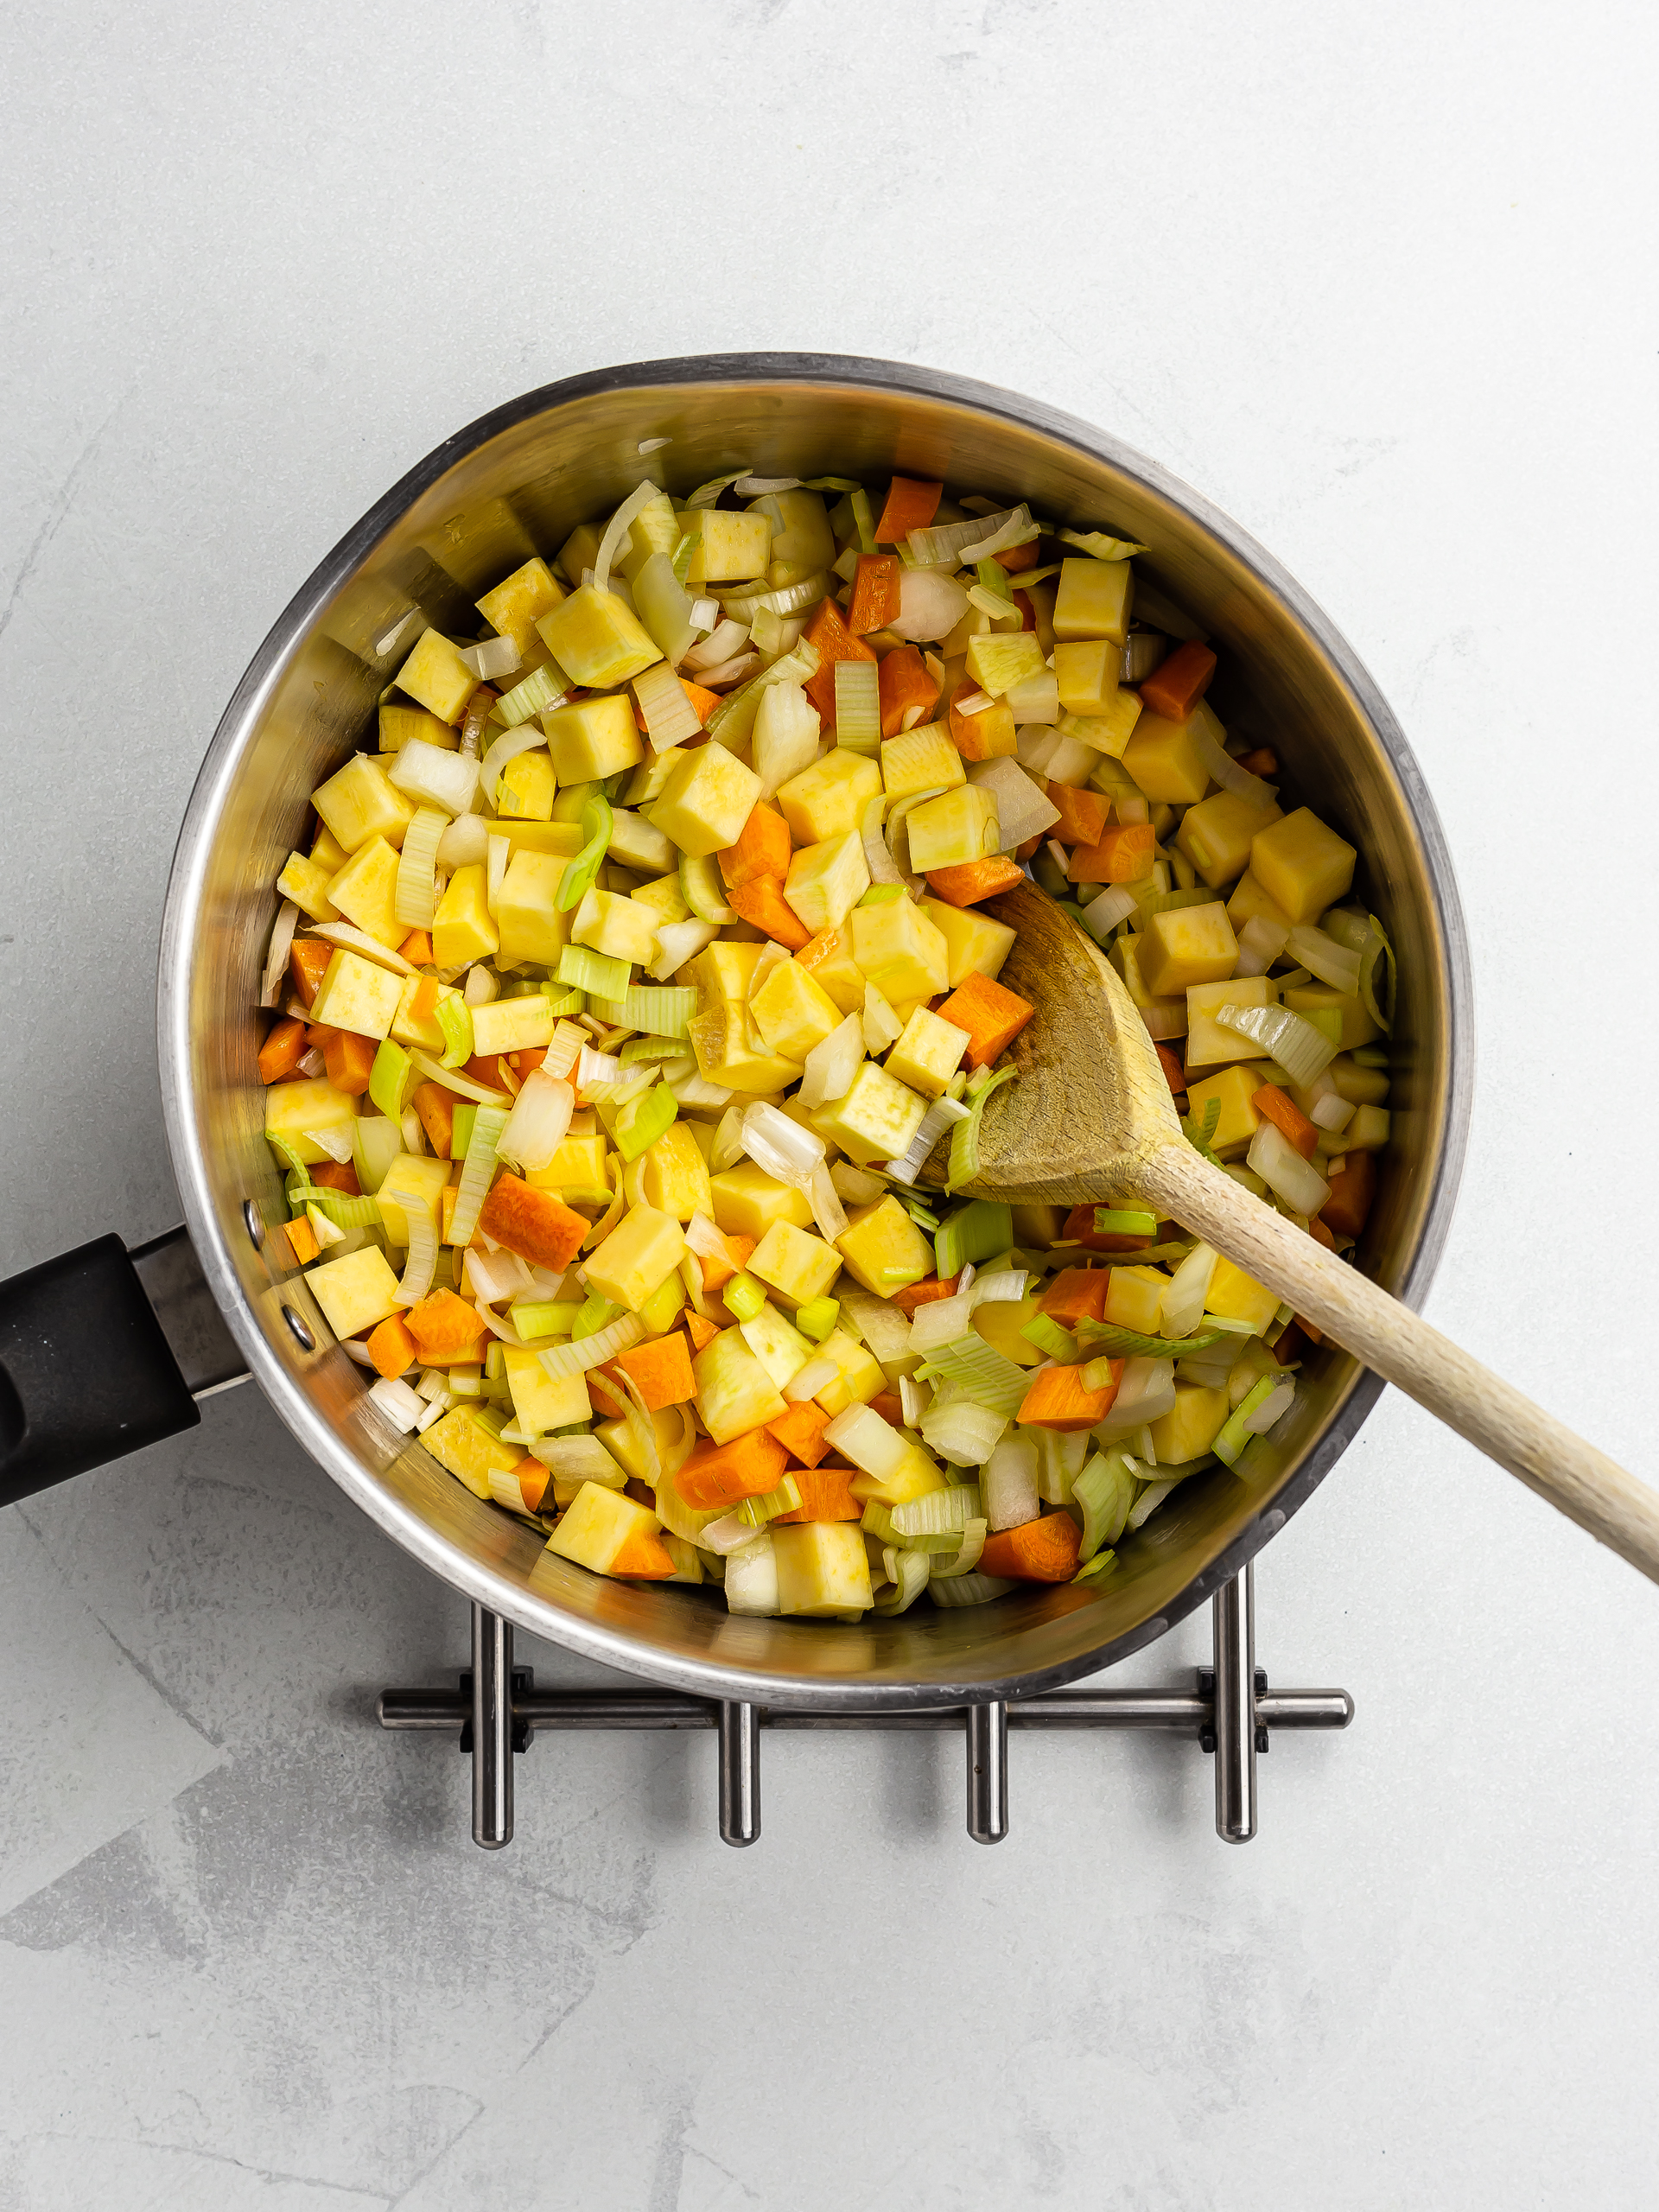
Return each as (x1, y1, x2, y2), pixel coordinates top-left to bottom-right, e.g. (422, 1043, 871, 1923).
(162, 357, 1470, 1706)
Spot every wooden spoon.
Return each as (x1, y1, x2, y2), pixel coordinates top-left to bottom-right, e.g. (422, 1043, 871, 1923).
(932, 882, 1659, 1583)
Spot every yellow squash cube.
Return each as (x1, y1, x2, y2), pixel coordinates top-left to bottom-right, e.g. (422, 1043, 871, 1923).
(886, 1007, 969, 1097)
(773, 1522, 873, 1616)
(651, 744, 763, 858)
(324, 836, 404, 947)
(812, 1063, 927, 1167)
(432, 864, 499, 968)
(396, 628, 477, 724)
(709, 1161, 812, 1239)
(693, 1327, 789, 1444)
(1205, 1255, 1281, 1332)
(1282, 983, 1379, 1053)
(1185, 1064, 1265, 1155)
(469, 995, 556, 1057)
(583, 1205, 686, 1313)
(537, 583, 662, 690)
(833, 1194, 933, 1293)
(904, 786, 999, 874)
(308, 947, 404, 1040)
(476, 557, 564, 657)
(1122, 711, 1212, 805)
(849, 899, 950, 1004)
(378, 702, 456, 755)
(573, 887, 661, 966)
(1053, 639, 1120, 717)
(810, 1328, 887, 1415)
(495, 849, 572, 966)
(503, 1344, 591, 1435)
(423, 1407, 524, 1499)
(1149, 1382, 1230, 1464)
(749, 1219, 842, 1305)
(1138, 900, 1239, 996)
(750, 960, 842, 1063)
(679, 507, 772, 584)
(796, 924, 867, 1013)
(1250, 807, 1357, 925)
(776, 749, 882, 845)
(1105, 1265, 1166, 1334)
(276, 851, 338, 924)
(632, 1122, 712, 1220)
(1184, 975, 1275, 1069)
(964, 631, 1047, 697)
(916, 897, 1014, 986)
(264, 1077, 355, 1166)
(1052, 556, 1134, 645)
(497, 748, 555, 820)
(1177, 790, 1283, 889)
(542, 693, 645, 785)
(784, 833, 869, 937)
(305, 1245, 402, 1339)
(880, 722, 963, 798)
(544, 1482, 668, 1573)
(312, 753, 415, 855)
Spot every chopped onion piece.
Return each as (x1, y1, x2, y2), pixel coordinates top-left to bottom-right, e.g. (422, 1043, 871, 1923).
(460, 635, 521, 683)
(638, 436, 672, 456)
(862, 984, 903, 1055)
(740, 1101, 824, 1187)
(393, 1203, 438, 1308)
(969, 1269, 1029, 1307)
(480, 722, 548, 808)
(889, 566, 972, 643)
(688, 651, 761, 690)
(920, 1397, 1007, 1468)
(716, 570, 830, 623)
(409, 1049, 509, 1104)
(1244, 1379, 1295, 1434)
(1287, 924, 1362, 993)
(1249, 1120, 1332, 1216)
(908, 1292, 976, 1356)
(966, 757, 1059, 849)
(369, 1376, 424, 1432)
(783, 1354, 838, 1404)
(1160, 1243, 1218, 1339)
(1234, 914, 1290, 976)
(798, 1012, 864, 1110)
(823, 1403, 909, 1479)
(646, 918, 719, 982)
(956, 688, 995, 716)
(1216, 1001, 1338, 1089)
(1311, 1090, 1357, 1132)
(536, 1311, 643, 1381)
(304, 923, 415, 976)
(463, 1246, 532, 1305)
(302, 1124, 354, 1164)
(497, 1071, 575, 1173)
(734, 474, 802, 494)
(543, 1434, 627, 1484)
(709, 1108, 747, 1173)
(910, 504, 1031, 568)
(682, 618, 750, 671)
(436, 813, 490, 869)
(389, 736, 480, 817)
(887, 1095, 970, 1186)
(1081, 885, 1137, 939)
(594, 480, 664, 599)
(982, 1434, 1040, 1531)
(1185, 711, 1277, 810)
(807, 1161, 848, 1242)
(830, 1160, 886, 1206)
(486, 833, 510, 916)
(260, 899, 300, 1007)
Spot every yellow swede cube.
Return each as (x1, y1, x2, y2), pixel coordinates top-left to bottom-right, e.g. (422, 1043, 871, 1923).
(1138, 901, 1239, 995)
(1184, 1064, 1264, 1154)
(784, 832, 869, 937)
(583, 1205, 686, 1313)
(1149, 1382, 1230, 1464)
(1105, 1265, 1166, 1334)
(687, 1004, 805, 1096)
(308, 947, 404, 1039)
(796, 923, 867, 1012)
(324, 836, 404, 947)
(634, 1122, 712, 1220)
(1205, 1255, 1281, 1332)
(709, 1161, 812, 1239)
(525, 1134, 610, 1196)
(544, 1482, 671, 1576)
(964, 630, 1047, 697)
(1122, 711, 1212, 804)
(811, 1328, 887, 1415)
(773, 1522, 873, 1616)
(495, 849, 572, 966)
(432, 863, 499, 967)
(312, 753, 416, 860)
(680, 507, 772, 583)
(573, 886, 661, 965)
(396, 629, 477, 724)
(632, 869, 690, 924)
(916, 896, 1014, 986)
(378, 702, 456, 755)
(276, 852, 338, 924)
(776, 749, 882, 844)
(1282, 982, 1379, 1052)
(1225, 870, 1295, 935)
(503, 1344, 591, 1435)
(846, 1441, 944, 1505)
(469, 995, 556, 1056)
(834, 1194, 932, 1294)
(476, 557, 564, 657)
(537, 583, 662, 689)
(650, 744, 763, 858)
(739, 1302, 814, 1389)
(607, 807, 676, 874)
(811, 1063, 926, 1167)
(543, 694, 645, 785)
(264, 1077, 356, 1166)
(377, 1154, 449, 1246)
(306, 1245, 402, 1339)
(886, 1006, 970, 1097)
(1250, 807, 1357, 925)
(904, 786, 999, 873)
(693, 1326, 789, 1444)
(423, 1406, 524, 1498)
(1069, 692, 1142, 760)
(849, 899, 950, 1004)
(1052, 556, 1134, 645)
(1177, 790, 1282, 889)
(749, 1219, 842, 1305)
(974, 1293, 1045, 1367)
(749, 960, 842, 1063)
(497, 748, 555, 820)
(1184, 976, 1274, 1068)
(880, 722, 964, 798)
(1053, 639, 1120, 717)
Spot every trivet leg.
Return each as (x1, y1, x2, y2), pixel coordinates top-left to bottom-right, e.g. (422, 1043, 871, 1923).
(719, 1701, 760, 1847)
(1212, 1567, 1256, 1845)
(967, 1700, 1008, 1845)
(472, 1605, 513, 1850)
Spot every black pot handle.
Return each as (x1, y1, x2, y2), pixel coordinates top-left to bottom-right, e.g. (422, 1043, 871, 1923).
(0, 1227, 250, 1508)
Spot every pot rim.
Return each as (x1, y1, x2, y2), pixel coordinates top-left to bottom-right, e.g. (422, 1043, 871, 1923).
(158, 352, 1474, 1707)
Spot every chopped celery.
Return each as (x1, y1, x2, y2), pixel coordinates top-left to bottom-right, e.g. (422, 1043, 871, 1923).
(1352, 1046, 1389, 1069)
(737, 1476, 803, 1529)
(934, 1198, 1014, 1280)
(614, 1081, 677, 1161)
(572, 1294, 625, 1342)
(1072, 1550, 1120, 1584)
(890, 1484, 982, 1540)
(858, 883, 906, 906)
(540, 984, 585, 1017)
(494, 661, 571, 727)
(556, 794, 613, 912)
(448, 1103, 509, 1248)
(436, 993, 474, 1070)
(1213, 1376, 1289, 1466)
(1053, 525, 1148, 561)
(912, 1335, 1029, 1420)
(587, 984, 697, 1036)
(833, 659, 880, 755)
(927, 1571, 1017, 1608)
(1020, 1313, 1079, 1363)
(794, 1295, 840, 1342)
(723, 1270, 766, 1323)
(368, 1039, 418, 1119)
(944, 1065, 1016, 1194)
(1077, 1320, 1227, 1360)
(1094, 1207, 1157, 1238)
(557, 944, 632, 1000)
(450, 1101, 477, 1160)
(1359, 914, 1396, 1034)
(620, 1033, 692, 1063)
(510, 1300, 580, 1340)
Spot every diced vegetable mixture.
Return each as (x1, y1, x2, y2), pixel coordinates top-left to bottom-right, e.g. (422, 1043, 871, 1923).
(257, 464, 1395, 1620)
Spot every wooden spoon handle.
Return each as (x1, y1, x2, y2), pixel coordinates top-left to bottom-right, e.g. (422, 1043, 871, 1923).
(1138, 1144, 1659, 1584)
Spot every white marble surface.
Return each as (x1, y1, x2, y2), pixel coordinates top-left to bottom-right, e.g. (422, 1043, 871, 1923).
(3, 3, 1657, 2203)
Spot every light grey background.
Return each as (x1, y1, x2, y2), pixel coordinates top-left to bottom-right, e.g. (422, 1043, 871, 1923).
(3, 3, 1657, 2205)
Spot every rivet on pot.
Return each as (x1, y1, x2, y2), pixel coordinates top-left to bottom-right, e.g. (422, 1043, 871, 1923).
(283, 1306, 315, 1352)
(243, 1199, 264, 1249)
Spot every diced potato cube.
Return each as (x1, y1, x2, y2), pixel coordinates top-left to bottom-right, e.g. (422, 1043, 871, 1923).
(264, 1077, 356, 1166)
(1250, 807, 1357, 924)
(324, 836, 404, 947)
(1148, 1382, 1230, 1464)
(1205, 1256, 1280, 1332)
(476, 558, 565, 657)
(776, 750, 883, 844)
(573, 886, 661, 965)
(378, 702, 456, 755)
(849, 899, 950, 1005)
(811, 1328, 887, 1415)
(740, 1302, 814, 1389)
(709, 1161, 813, 1239)
(916, 897, 1015, 986)
(750, 959, 842, 1063)
(633, 1122, 712, 1220)
(543, 694, 645, 785)
(583, 1205, 686, 1313)
(1138, 900, 1239, 995)
(1053, 639, 1120, 717)
(905, 785, 999, 874)
(749, 1219, 842, 1305)
(423, 1406, 524, 1498)
(1122, 710, 1212, 804)
(1052, 556, 1134, 645)
(784, 832, 869, 936)
(795, 923, 867, 1012)
(887, 1006, 969, 1097)
(538, 584, 662, 690)
(834, 1193, 933, 1293)
(812, 1062, 927, 1167)
(276, 852, 339, 924)
(544, 1482, 670, 1574)
(396, 629, 477, 724)
(1185, 975, 1274, 1068)
(1184, 1065, 1265, 1155)
(773, 1522, 873, 1615)
(1105, 1265, 1165, 1334)
(1177, 790, 1283, 889)
(965, 631, 1047, 697)
(495, 849, 572, 966)
(469, 995, 556, 1056)
(694, 1326, 789, 1444)
(497, 748, 555, 819)
(503, 1346, 591, 1434)
(651, 744, 763, 858)
(881, 722, 963, 798)
(679, 507, 772, 584)
(432, 863, 499, 967)
(1282, 982, 1379, 1052)
(309, 948, 404, 1040)
(306, 1245, 403, 1339)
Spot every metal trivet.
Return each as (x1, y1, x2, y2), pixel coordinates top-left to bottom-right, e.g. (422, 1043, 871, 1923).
(377, 1563, 1351, 1849)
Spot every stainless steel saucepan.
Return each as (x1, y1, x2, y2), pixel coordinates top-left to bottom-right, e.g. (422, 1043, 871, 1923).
(0, 354, 1471, 1707)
